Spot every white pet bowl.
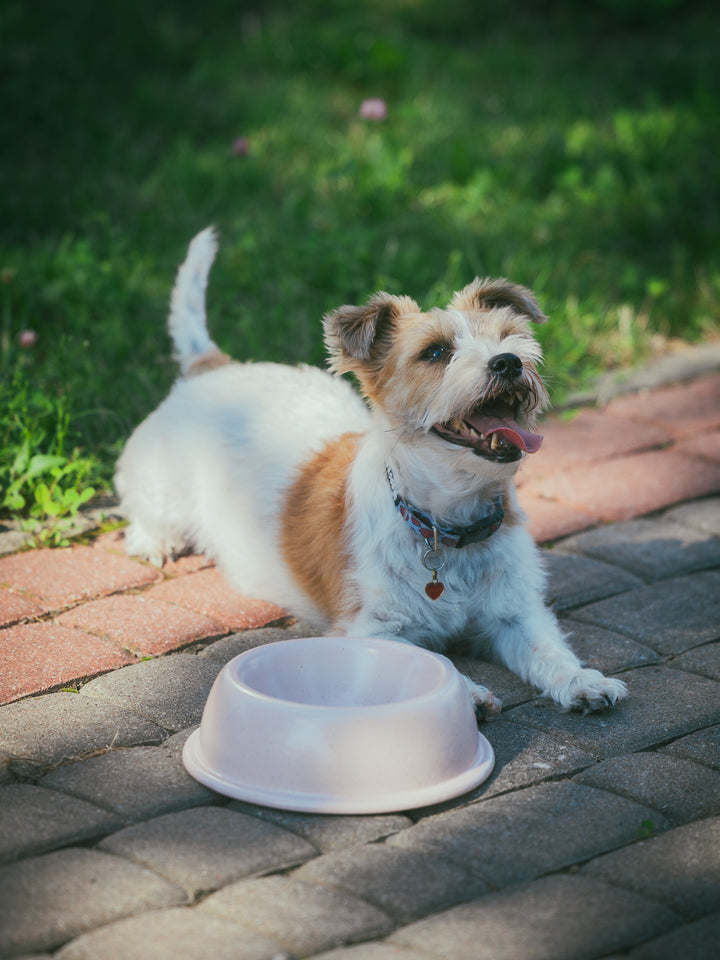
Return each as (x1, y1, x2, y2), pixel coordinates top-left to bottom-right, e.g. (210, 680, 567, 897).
(183, 636, 494, 814)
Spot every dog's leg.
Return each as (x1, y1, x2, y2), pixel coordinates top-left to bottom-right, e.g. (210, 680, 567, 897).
(479, 604, 627, 712)
(122, 520, 187, 568)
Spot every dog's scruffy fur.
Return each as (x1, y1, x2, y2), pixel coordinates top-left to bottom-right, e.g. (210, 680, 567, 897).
(116, 228, 627, 716)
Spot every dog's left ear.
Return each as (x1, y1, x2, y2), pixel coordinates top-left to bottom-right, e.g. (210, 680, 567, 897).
(323, 293, 421, 373)
(450, 278, 548, 324)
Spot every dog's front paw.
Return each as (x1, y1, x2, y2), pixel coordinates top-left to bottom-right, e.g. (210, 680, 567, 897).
(553, 670, 627, 714)
(123, 522, 184, 568)
(462, 675, 502, 722)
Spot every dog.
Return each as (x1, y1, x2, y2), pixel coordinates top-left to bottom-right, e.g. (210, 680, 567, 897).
(115, 228, 627, 718)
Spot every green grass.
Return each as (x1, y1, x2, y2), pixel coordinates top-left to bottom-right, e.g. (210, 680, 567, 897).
(1, 0, 719, 525)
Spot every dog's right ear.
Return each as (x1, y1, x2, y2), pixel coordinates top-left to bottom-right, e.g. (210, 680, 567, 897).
(323, 293, 421, 374)
(451, 278, 548, 324)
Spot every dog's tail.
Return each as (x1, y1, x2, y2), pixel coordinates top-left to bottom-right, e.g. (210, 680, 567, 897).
(168, 227, 227, 376)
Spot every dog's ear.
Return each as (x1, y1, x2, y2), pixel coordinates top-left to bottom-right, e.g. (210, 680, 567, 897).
(323, 293, 421, 373)
(450, 278, 548, 324)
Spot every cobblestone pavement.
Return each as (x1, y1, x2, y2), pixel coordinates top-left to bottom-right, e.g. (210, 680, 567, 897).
(0, 370, 719, 959)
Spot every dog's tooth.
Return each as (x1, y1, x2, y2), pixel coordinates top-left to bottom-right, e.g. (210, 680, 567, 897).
(490, 433, 499, 450)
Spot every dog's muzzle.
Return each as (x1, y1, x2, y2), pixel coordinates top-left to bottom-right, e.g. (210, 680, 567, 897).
(432, 379, 543, 464)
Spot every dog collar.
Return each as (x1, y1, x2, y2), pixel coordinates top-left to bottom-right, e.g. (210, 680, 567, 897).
(384, 464, 504, 549)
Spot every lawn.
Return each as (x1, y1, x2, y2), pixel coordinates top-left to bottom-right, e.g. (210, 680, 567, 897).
(1, 0, 718, 531)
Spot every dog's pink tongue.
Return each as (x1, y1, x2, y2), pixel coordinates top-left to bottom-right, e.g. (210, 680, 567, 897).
(466, 413, 543, 453)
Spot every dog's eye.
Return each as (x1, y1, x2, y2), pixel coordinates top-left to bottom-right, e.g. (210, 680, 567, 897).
(419, 342, 452, 364)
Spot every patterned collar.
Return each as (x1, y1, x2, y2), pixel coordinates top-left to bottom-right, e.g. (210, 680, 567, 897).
(385, 464, 504, 549)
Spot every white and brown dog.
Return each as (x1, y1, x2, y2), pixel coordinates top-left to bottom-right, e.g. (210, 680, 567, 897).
(116, 228, 627, 717)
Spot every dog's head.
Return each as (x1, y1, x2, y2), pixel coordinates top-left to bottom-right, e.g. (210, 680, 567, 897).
(323, 277, 549, 472)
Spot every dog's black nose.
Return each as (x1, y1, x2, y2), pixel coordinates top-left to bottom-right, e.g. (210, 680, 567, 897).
(489, 352, 523, 380)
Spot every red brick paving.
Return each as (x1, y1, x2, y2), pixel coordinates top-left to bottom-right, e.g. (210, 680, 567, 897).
(674, 430, 720, 464)
(0, 544, 160, 609)
(0, 623, 135, 703)
(522, 407, 671, 479)
(604, 374, 720, 438)
(147, 567, 287, 632)
(0, 589, 48, 628)
(0, 372, 719, 704)
(56, 595, 225, 658)
(515, 491, 596, 543)
(523, 448, 720, 524)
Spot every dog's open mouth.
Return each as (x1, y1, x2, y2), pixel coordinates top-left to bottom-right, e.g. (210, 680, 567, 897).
(432, 399, 543, 463)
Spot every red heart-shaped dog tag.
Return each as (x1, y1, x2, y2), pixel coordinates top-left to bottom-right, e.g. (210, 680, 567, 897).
(425, 580, 445, 600)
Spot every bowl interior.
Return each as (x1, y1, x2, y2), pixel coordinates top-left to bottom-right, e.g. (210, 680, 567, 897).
(233, 637, 449, 708)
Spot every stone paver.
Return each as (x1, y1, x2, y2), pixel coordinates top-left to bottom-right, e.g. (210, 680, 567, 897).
(295, 843, 490, 922)
(504, 666, 720, 758)
(0, 622, 136, 703)
(0, 847, 187, 956)
(227, 803, 412, 853)
(0, 691, 165, 774)
(558, 619, 662, 674)
(663, 496, 720, 535)
(543, 550, 643, 611)
(671, 640, 720, 681)
(0, 783, 122, 862)
(477, 722, 595, 800)
(387, 781, 670, 886)
(581, 816, 720, 919)
(406, 722, 595, 817)
(0, 750, 13, 786)
(314, 946, 424, 960)
(556, 517, 720, 582)
(56, 594, 226, 656)
(573, 752, 720, 824)
(630, 911, 720, 960)
(660, 723, 720, 770)
(200, 875, 395, 956)
(99, 806, 317, 894)
(0, 522, 31, 558)
(571, 571, 720, 654)
(79, 653, 222, 731)
(389, 874, 680, 960)
(39, 743, 216, 822)
(198, 621, 316, 663)
(54, 908, 289, 960)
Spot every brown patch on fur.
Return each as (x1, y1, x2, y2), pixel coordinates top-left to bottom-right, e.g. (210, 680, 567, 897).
(324, 294, 422, 374)
(281, 433, 362, 623)
(185, 348, 233, 378)
(345, 308, 458, 418)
